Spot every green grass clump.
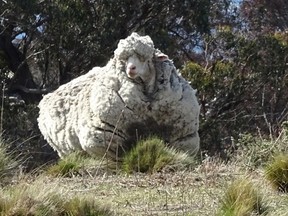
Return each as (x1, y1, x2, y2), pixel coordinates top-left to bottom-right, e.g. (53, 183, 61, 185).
(0, 178, 113, 215)
(63, 197, 113, 216)
(46, 151, 116, 177)
(265, 153, 288, 192)
(46, 151, 85, 177)
(122, 136, 194, 173)
(218, 179, 266, 216)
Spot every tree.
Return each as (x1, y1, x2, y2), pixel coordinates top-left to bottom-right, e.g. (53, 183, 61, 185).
(240, 0, 288, 33)
(2, 0, 286, 161)
(0, 0, 212, 103)
(181, 0, 288, 155)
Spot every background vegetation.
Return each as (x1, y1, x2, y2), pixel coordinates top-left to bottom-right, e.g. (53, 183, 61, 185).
(0, 0, 287, 169)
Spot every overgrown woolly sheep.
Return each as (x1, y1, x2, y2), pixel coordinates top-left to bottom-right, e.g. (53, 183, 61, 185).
(38, 32, 200, 159)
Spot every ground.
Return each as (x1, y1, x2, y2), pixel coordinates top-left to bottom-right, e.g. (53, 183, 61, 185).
(27, 160, 288, 215)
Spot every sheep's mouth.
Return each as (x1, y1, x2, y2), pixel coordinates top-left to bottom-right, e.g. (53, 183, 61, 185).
(127, 71, 137, 78)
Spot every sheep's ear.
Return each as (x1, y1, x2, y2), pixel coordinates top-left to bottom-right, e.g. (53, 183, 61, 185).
(156, 54, 169, 61)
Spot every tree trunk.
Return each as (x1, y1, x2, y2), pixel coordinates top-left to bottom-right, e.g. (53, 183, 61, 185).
(0, 33, 42, 103)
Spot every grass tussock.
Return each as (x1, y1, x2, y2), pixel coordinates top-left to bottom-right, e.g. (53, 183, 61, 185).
(122, 136, 194, 174)
(46, 151, 84, 177)
(218, 178, 267, 216)
(46, 151, 118, 177)
(0, 140, 19, 184)
(265, 153, 288, 192)
(63, 197, 113, 216)
(0, 178, 113, 215)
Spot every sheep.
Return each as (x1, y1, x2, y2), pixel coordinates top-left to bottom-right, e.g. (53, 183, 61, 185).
(37, 32, 200, 159)
(38, 33, 164, 158)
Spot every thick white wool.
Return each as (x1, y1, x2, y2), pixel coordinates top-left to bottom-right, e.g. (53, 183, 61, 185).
(38, 32, 200, 158)
(114, 32, 154, 60)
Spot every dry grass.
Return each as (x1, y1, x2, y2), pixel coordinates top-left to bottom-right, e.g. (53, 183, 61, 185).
(217, 178, 267, 215)
(1, 131, 288, 215)
(1, 155, 288, 215)
(265, 153, 288, 192)
(37, 163, 233, 215)
(0, 139, 19, 185)
(0, 176, 113, 215)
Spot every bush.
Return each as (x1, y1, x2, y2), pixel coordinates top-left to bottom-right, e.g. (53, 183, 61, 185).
(265, 153, 288, 192)
(122, 136, 194, 174)
(218, 179, 267, 215)
(233, 134, 275, 168)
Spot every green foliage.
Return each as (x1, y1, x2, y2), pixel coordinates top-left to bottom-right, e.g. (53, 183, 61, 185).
(218, 179, 267, 216)
(122, 136, 194, 174)
(181, 62, 207, 92)
(182, 28, 288, 156)
(181, 60, 242, 153)
(265, 154, 288, 192)
(273, 32, 288, 47)
(181, 60, 237, 95)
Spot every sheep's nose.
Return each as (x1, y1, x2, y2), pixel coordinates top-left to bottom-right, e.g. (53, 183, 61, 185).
(126, 63, 137, 78)
(128, 64, 136, 70)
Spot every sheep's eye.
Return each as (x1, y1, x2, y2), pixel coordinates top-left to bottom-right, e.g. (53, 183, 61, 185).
(135, 53, 145, 62)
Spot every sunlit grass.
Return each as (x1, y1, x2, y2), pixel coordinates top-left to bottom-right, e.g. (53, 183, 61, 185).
(218, 178, 267, 216)
(46, 151, 84, 177)
(122, 136, 195, 174)
(265, 153, 288, 192)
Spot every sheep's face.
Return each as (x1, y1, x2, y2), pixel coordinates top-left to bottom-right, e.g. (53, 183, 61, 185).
(126, 53, 168, 82)
(126, 54, 152, 80)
